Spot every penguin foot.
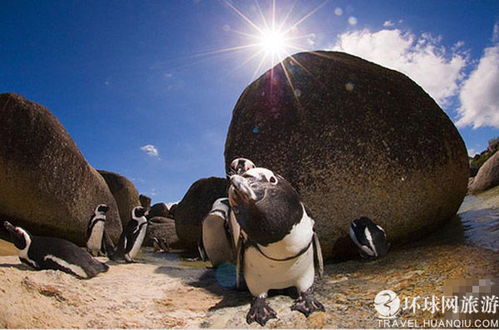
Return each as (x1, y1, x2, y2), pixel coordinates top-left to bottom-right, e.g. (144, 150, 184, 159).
(246, 296, 277, 326)
(291, 290, 325, 317)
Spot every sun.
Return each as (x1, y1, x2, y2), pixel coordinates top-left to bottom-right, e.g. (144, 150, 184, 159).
(207, 0, 327, 80)
(259, 28, 287, 56)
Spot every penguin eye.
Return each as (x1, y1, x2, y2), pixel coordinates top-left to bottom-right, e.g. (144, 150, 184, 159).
(269, 176, 277, 184)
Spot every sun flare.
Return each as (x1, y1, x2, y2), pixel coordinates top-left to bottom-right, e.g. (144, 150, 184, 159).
(259, 28, 287, 56)
(205, 0, 328, 82)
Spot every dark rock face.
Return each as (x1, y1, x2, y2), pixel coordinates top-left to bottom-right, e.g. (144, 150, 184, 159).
(139, 194, 152, 208)
(174, 177, 228, 248)
(224, 51, 469, 259)
(148, 203, 169, 219)
(0, 93, 122, 244)
(98, 170, 140, 228)
(144, 217, 181, 248)
(469, 152, 498, 194)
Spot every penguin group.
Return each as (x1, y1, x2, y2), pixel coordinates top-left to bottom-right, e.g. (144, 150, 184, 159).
(1, 156, 392, 326)
(3, 203, 151, 279)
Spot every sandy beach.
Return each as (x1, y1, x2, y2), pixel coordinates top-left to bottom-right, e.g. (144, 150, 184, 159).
(0, 188, 497, 328)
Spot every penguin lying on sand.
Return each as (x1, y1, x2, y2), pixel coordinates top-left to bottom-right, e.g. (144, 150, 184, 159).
(3, 221, 108, 279)
(349, 217, 390, 259)
(111, 206, 148, 263)
(86, 204, 111, 256)
(227, 167, 325, 326)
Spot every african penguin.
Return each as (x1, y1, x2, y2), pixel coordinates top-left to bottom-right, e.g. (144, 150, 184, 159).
(86, 204, 109, 256)
(349, 217, 390, 259)
(3, 221, 108, 279)
(228, 158, 256, 176)
(111, 206, 148, 263)
(228, 167, 324, 326)
(202, 197, 233, 267)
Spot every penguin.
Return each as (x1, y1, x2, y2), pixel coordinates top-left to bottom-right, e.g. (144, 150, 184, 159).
(202, 197, 233, 267)
(227, 167, 325, 326)
(228, 158, 256, 176)
(86, 204, 109, 256)
(349, 217, 390, 259)
(112, 206, 148, 263)
(3, 221, 108, 279)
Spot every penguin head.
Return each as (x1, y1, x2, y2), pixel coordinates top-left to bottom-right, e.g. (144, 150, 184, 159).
(349, 217, 390, 258)
(132, 206, 148, 222)
(228, 158, 256, 176)
(95, 204, 110, 215)
(228, 167, 303, 246)
(3, 221, 31, 250)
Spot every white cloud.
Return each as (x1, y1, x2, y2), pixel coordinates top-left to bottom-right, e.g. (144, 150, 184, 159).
(467, 148, 477, 157)
(493, 23, 499, 43)
(140, 144, 159, 157)
(456, 44, 499, 128)
(329, 28, 468, 106)
(383, 20, 394, 27)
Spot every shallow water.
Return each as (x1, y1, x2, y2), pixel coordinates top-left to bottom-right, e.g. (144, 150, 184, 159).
(457, 186, 499, 252)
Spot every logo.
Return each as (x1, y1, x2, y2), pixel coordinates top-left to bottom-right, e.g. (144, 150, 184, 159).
(374, 290, 400, 319)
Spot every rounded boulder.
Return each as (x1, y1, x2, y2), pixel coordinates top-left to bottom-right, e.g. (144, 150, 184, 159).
(174, 177, 228, 249)
(225, 51, 469, 259)
(468, 152, 498, 194)
(0, 93, 122, 245)
(98, 170, 140, 227)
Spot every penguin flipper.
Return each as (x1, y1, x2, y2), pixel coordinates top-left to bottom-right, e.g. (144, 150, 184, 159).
(236, 234, 244, 290)
(101, 230, 115, 256)
(312, 232, 324, 278)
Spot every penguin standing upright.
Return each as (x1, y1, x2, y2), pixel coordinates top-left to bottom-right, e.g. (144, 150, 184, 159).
(202, 197, 233, 267)
(112, 206, 148, 263)
(226, 167, 325, 326)
(86, 204, 109, 256)
(349, 217, 390, 259)
(201, 158, 256, 266)
(3, 221, 108, 279)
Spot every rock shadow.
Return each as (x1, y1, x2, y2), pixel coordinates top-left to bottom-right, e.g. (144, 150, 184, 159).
(0, 263, 31, 270)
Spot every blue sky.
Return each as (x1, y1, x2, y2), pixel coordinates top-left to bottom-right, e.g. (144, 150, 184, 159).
(1, 0, 498, 203)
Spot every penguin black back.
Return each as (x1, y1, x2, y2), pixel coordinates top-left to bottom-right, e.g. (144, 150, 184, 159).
(4, 221, 108, 279)
(349, 217, 390, 258)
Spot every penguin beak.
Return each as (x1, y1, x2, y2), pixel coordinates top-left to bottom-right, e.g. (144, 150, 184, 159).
(3, 221, 15, 233)
(229, 175, 257, 203)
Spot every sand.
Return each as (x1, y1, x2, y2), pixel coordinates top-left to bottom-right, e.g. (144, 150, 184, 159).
(0, 188, 497, 328)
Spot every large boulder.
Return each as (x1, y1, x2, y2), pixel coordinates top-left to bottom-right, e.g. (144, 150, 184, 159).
(0, 93, 122, 245)
(148, 202, 169, 219)
(225, 51, 469, 259)
(174, 177, 227, 249)
(98, 170, 140, 227)
(144, 217, 182, 248)
(139, 194, 152, 208)
(468, 152, 499, 194)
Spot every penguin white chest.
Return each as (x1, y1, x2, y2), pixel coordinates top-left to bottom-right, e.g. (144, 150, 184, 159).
(87, 221, 104, 251)
(243, 212, 316, 297)
(244, 245, 314, 297)
(127, 225, 147, 259)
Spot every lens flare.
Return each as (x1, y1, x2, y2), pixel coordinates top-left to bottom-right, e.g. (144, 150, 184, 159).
(259, 28, 286, 55)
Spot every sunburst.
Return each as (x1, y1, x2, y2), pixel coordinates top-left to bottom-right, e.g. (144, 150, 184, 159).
(221, 0, 328, 80)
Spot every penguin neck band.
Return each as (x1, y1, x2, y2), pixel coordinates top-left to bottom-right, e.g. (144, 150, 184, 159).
(249, 237, 313, 262)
